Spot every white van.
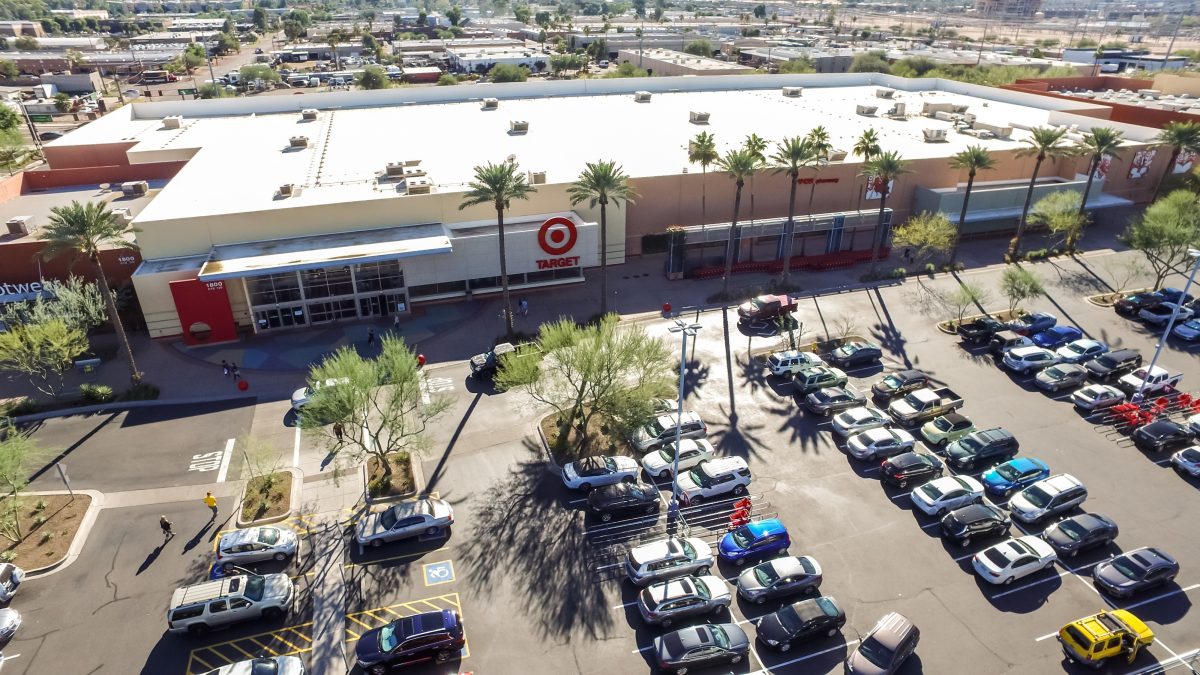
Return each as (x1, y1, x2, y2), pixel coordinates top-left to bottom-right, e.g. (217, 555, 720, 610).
(167, 573, 294, 635)
(225, 72, 241, 85)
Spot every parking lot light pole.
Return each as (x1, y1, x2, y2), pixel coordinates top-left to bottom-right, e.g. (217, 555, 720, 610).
(668, 319, 702, 519)
(1137, 248, 1200, 401)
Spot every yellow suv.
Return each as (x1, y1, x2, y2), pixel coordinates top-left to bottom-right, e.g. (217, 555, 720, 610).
(1058, 610, 1154, 668)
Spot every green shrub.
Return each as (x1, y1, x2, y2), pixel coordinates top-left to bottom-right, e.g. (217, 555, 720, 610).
(923, 263, 937, 275)
(891, 267, 908, 279)
(1, 397, 38, 416)
(121, 382, 160, 401)
(0, 551, 13, 563)
(79, 383, 115, 404)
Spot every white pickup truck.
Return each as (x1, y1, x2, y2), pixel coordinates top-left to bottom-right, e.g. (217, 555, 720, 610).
(1117, 365, 1182, 396)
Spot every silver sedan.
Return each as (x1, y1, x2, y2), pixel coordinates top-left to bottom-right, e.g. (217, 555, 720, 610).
(355, 497, 454, 547)
(216, 527, 299, 571)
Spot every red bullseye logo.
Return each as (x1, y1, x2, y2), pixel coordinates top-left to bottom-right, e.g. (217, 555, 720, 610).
(538, 217, 577, 256)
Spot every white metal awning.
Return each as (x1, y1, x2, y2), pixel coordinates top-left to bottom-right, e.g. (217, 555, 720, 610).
(958, 192, 1134, 224)
(197, 224, 452, 281)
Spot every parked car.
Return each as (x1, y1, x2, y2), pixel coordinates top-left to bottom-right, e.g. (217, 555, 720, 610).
(792, 366, 848, 395)
(844, 612, 920, 675)
(1171, 446, 1200, 477)
(957, 316, 1006, 344)
(1132, 419, 1193, 452)
(1056, 339, 1108, 364)
(1083, 348, 1143, 382)
(468, 342, 517, 378)
(831, 406, 891, 438)
(827, 341, 883, 368)
(0, 564, 23, 603)
(766, 350, 824, 376)
(217, 526, 299, 569)
(1041, 513, 1119, 558)
(1093, 547, 1179, 598)
(756, 596, 846, 652)
(1186, 413, 1200, 436)
(1031, 325, 1083, 349)
(910, 475, 985, 516)
(632, 412, 707, 451)
(1002, 346, 1059, 375)
(880, 451, 944, 488)
(205, 656, 304, 675)
(167, 574, 295, 635)
(1160, 287, 1194, 305)
(560, 455, 640, 490)
(871, 370, 929, 400)
(846, 428, 916, 461)
(1035, 363, 1089, 392)
(804, 385, 866, 416)
(586, 481, 660, 522)
(38, 131, 64, 141)
(626, 537, 714, 586)
(919, 412, 974, 448)
(678, 457, 752, 505)
(0, 607, 20, 644)
(290, 377, 348, 410)
(887, 386, 963, 425)
(980, 457, 1049, 496)
(354, 610, 465, 673)
(1117, 365, 1183, 396)
(1138, 302, 1193, 326)
(736, 556, 822, 604)
(1008, 474, 1088, 524)
(737, 294, 796, 321)
(1007, 311, 1057, 336)
(642, 438, 716, 479)
(940, 502, 1010, 548)
(653, 623, 749, 674)
(972, 536, 1057, 586)
(988, 330, 1034, 357)
(1072, 383, 1126, 411)
(1172, 318, 1200, 341)
(637, 575, 731, 627)
(1058, 610, 1155, 669)
(719, 519, 790, 566)
(1115, 291, 1164, 316)
(945, 427, 1019, 472)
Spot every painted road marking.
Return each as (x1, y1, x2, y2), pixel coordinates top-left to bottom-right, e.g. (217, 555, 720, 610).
(293, 426, 301, 468)
(423, 560, 456, 586)
(344, 592, 461, 643)
(216, 438, 235, 483)
(745, 638, 862, 673)
(187, 451, 224, 473)
(186, 623, 314, 675)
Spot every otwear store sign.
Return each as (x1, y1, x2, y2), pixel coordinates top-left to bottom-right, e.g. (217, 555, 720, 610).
(535, 216, 580, 270)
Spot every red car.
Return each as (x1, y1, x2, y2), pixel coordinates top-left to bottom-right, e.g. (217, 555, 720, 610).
(737, 294, 796, 321)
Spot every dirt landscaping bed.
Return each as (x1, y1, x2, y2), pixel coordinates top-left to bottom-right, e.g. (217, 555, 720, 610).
(366, 453, 416, 500)
(1086, 288, 1150, 308)
(240, 472, 293, 523)
(0, 494, 90, 571)
(936, 309, 1025, 335)
(540, 412, 636, 466)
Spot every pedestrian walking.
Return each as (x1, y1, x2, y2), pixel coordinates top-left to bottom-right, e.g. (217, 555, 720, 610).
(366, 327, 375, 346)
(519, 297, 529, 316)
(221, 360, 230, 377)
(333, 422, 344, 444)
(203, 491, 218, 519)
(392, 314, 401, 331)
(903, 247, 913, 263)
(160, 515, 174, 540)
(230, 363, 240, 381)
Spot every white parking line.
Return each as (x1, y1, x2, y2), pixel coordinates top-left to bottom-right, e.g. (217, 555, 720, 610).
(1122, 583, 1200, 611)
(890, 492, 911, 502)
(861, 466, 882, 474)
(215, 438, 235, 483)
(745, 639, 861, 673)
(988, 568, 1073, 600)
(595, 561, 624, 572)
(920, 520, 942, 531)
(1131, 649, 1200, 675)
(953, 550, 976, 563)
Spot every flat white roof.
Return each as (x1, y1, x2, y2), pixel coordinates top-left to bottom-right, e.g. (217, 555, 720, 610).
(53, 76, 1145, 224)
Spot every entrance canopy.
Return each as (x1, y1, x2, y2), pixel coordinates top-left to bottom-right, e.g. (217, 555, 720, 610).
(197, 223, 452, 281)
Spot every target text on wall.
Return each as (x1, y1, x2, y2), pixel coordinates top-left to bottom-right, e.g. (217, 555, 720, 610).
(534, 216, 580, 270)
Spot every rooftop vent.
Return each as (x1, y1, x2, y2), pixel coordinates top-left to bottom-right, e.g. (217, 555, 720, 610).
(527, 170, 546, 185)
(481, 97, 498, 110)
(289, 136, 309, 148)
(689, 111, 710, 124)
(402, 167, 427, 179)
(161, 115, 182, 129)
(301, 108, 318, 120)
(923, 128, 948, 143)
(875, 88, 895, 99)
(277, 183, 295, 197)
(510, 120, 529, 133)
(782, 86, 803, 97)
(111, 208, 134, 225)
(121, 180, 149, 196)
(406, 178, 432, 195)
(385, 162, 406, 177)
(6, 215, 33, 235)
(885, 102, 906, 118)
(634, 90, 652, 102)
(828, 149, 848, 162)
(855, 104, 878, 116)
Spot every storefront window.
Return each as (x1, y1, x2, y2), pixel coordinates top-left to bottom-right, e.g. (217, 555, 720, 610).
(468, 276, 500, 290)
(409, 280, 467, 298)
(307, 299, 358, 323)
(354, 260, 405, 293)
(246, 272, 302, 305)
(254, 306, 306, 330)
(302, 266, 354, 299)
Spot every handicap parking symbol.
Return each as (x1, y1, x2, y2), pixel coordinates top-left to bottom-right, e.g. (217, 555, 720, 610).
(423, 560, 455, 587)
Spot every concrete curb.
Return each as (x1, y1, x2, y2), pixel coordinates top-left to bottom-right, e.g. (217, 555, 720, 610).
(537, 416, 559, 474)
(11, 395, 256, 424)
(236, 467, 302, 528)
(22, 489, 105, 580)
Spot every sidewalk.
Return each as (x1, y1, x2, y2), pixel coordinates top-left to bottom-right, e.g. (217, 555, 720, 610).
(0, 207, 1138, 408)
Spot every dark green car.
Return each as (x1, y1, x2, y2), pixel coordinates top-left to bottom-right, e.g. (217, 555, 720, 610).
(792, 366, 848, 395)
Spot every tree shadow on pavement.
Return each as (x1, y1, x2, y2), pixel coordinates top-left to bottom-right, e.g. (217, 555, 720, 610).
(769, 400, 827, 454)
(705, 406, 771, 462)
(1047, 259, 1113, 296)
(457, 443, 614, 640)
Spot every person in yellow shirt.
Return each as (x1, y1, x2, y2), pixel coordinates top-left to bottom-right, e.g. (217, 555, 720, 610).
(204, 491, 218, 519)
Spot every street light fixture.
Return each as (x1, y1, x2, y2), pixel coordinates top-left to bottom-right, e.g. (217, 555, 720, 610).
(1137, 248, 1200, 401)
(668, 318, 702, 520)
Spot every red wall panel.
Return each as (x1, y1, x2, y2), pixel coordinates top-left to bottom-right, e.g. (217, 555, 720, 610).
(169, 278, 238, 346)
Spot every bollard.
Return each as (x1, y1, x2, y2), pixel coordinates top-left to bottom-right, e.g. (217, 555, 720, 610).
(237, 380, 249, 391)
(662, 302, 672, 315)
(417, 354, 426, 367)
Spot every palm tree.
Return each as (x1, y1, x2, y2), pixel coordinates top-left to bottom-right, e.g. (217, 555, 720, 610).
(716, 148, 762, 294)
(803, 126, 833, 216)
(861, 150, 910, 273)
(770, 136, 816, 283)
(1077, 127, 1124, 217)
(567, 160, 638, 316)
(688, 131, 718, 222)
(1013, 126, 1073, 258)
(743, 133, 768, 222)
(947, 145, 995, 262)
(327, 30, 345, 70)
(459, 160, 537, 340)
(1153, 121, 1200, 198)
(852, 128, 881, 213)
(41, 201, 141, 383)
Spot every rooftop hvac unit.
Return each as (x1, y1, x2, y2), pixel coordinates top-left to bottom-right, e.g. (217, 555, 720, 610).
(289, 136, 309, 148)
(527, 170, 546, 185)
(828, 149, 847, 162)
(401, 167, 426, 179)
(934, 111, 955, 122)
(161, 115, 182, 129)
(634, 90, 652, 102)
(5, 215, 32, 235)
(121, 180, 149, 196)
(923, 128, 948, 142)
(481, 98, 498, 110)
(856, 105, 878, 116)
(973, 121, 1011, 139)
(406, 178, 432, 195)
(689, 111, 710, 124)
(886, 102, 906, 118)
(953, 105, 970, 114)
(301, 108, 318, 120)
(111, 208, 133, 225)
(875, 88, 895, 99)
(510, 120, 529, 133)
(385, 162, 406, 177)
(782, 86, 803, 97)
(277, 183, 295, 197)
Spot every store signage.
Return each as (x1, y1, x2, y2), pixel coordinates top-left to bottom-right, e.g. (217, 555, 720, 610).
(796, 177, 840, 185)
(535, 216, 580, 269)
(0, 281, 50, 303)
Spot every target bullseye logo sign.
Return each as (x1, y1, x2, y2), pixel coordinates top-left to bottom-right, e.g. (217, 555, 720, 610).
(535, 216, 581, 270)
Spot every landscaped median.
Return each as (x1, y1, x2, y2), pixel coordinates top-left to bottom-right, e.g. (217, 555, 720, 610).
(237, 468, 301, 528)
(1, 490, 99, 576)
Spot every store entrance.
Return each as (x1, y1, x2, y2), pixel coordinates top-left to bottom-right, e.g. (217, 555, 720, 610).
(359, 292, 407, 318)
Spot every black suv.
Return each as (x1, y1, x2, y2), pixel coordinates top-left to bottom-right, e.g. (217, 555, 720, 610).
(1133, 420, 1193, 452)
(1083, 348, 1143, 382)
(586, 481, 660, 522)
(944, 428, 1019, 471)
(957, 317, 1005, 345)
(871, 370, 930, 400)
(881, 451, 944, 488)
(939, 503, 1010, 547)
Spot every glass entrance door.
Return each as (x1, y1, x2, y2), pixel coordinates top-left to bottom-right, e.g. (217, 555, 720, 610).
(255, 305, 307, 330)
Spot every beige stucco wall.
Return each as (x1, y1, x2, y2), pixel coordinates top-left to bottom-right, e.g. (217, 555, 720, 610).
(1151, 73, 1200, 97)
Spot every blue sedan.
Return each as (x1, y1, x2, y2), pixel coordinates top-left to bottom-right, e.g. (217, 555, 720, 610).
(1008, 312, 1057, 336)
(981, 458, 1050, 496)
(718, 519, 791, 566)
(1031, 326, 1083, 349)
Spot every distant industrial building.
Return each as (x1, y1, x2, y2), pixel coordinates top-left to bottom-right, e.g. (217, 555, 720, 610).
(974, 0, 1043, 18)
(447, 47, 548, 73)
(616, 48, 755, 77)
(1062, 48, 1187, 74)
(0, 20, 43, 37)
